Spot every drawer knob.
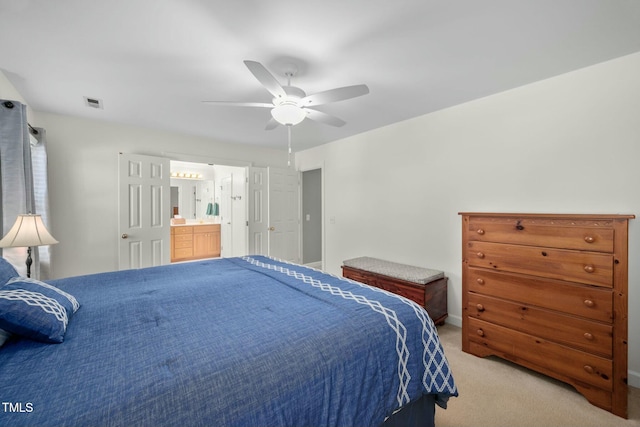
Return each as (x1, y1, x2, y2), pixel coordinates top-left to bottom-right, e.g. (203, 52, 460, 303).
(583, 299, 595, 308)
(584, 236, 595, 243)
(583, 332, 594, 341)
(583, 365, 594, 374)
(476, 229, 485, 235)
(476, 278, 485, 285)
(476, 329, 485, 337)
(476, 252, 485, 259)
(476, 304, 485, 312)
(583, 265, 595, 273)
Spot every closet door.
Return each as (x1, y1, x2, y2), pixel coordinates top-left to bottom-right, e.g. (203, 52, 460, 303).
(220, 176, 232, 257)
(247, 167, 268, 256)
(247, 166, 300, 263)
(268, 167, 300, 263)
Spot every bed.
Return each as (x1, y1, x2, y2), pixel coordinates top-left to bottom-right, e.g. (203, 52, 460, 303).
(0, 255, 457, 427)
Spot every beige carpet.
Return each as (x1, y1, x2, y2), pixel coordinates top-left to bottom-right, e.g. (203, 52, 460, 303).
(434, 323, 640, 427)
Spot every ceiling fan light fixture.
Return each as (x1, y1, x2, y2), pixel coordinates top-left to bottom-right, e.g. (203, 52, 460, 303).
(271, 103, 306, 126)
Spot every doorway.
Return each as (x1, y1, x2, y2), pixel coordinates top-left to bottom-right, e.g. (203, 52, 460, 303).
(169, 160, 247, 259)
(302, 168, 322, 268)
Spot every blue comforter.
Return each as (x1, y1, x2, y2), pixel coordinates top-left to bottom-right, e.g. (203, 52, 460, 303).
(0, 256, 457, 426)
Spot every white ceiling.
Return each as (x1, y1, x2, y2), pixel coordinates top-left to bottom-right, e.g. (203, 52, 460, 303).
(2, 0, 640, 152)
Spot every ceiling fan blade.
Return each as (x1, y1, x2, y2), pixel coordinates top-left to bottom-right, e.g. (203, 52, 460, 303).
(202, 101, 273, 108)
(304, 108, 346, 127)
(265, 117, 279, 130)
(299, 84, 369, 107)
(244, 60, 287, 100)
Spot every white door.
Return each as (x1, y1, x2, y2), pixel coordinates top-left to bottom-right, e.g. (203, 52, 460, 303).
(247, 166, 300, 262)
(268, 167, 300, 263)
(230, 170, 247, 256)
(118, 153, 170, 269)
(247, 167, 268, 255)
(220, 176, 232, 257)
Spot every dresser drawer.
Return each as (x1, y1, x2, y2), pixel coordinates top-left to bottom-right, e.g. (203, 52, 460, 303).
(467, 217, 614, 252)
(466, 241, 613, 287)
(194, 224, 220, 234)
(467, 268, 613, 322)
(174, 240, 192, 249)
(173, 226, 193, 235)
(174, 234, 193, 243)
(174, 247, 193, 258)
(467, 293, 612, 357)
(467, 318, 613, 391)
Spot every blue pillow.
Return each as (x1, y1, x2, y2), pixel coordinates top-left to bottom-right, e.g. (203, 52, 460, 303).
(0, 277, 80, 343)
(0, 257, 18, 284)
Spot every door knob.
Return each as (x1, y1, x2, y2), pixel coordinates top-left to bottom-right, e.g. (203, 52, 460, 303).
(121, 233, 128, 239)
(268, 226, 275, 231)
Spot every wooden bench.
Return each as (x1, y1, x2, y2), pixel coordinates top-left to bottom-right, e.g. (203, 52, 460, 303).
(342, 257, 448, 325)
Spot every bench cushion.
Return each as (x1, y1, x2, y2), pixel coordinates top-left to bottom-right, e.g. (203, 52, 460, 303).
(343, 257, 444, 285)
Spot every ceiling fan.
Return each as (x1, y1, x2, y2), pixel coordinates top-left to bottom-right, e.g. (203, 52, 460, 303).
(203, 60, 370, 130)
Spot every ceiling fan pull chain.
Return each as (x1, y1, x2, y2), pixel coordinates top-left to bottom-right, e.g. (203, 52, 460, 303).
(287, 125, 292, 167)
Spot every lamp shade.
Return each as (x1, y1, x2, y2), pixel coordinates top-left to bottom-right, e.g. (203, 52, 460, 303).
(271, 104, 306, 126)
(0, 214, 58, 248)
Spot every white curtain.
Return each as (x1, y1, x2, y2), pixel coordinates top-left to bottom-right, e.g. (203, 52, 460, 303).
(30, 127, 52, 279)
(0, 99, 52, 279)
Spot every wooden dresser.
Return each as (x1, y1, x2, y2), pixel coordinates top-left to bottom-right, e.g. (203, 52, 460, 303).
(342, 257, 448, 325)
(459, 213, 633, 418)
(171, 224, 221, 262)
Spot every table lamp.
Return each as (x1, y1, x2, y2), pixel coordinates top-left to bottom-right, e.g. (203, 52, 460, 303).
(0, 214, 58, 278)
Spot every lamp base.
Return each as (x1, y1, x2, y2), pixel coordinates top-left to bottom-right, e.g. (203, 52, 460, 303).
(26, 247, 32, 278)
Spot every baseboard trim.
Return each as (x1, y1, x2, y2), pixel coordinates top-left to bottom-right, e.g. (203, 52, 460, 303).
(629, 370, 640, 388)
(444, 314, 462, 328)
(304, 261, 322, 270)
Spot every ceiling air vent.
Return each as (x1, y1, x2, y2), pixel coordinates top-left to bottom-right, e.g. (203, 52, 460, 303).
(84, 97, 103, 109)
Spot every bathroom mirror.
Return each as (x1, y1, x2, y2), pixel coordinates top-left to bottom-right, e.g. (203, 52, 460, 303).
(170, 179, 216, 220)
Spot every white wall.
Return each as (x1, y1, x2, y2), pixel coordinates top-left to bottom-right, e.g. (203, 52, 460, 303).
(0, 72, 28, 108)
(296, 52, 640, 387)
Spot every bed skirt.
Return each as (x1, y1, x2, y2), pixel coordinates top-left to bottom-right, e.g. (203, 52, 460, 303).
(381, 394, 436, 427)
